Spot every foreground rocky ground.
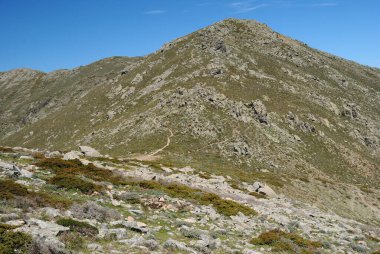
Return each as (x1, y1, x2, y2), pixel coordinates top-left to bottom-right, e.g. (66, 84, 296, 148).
(0, 146, 379, 254)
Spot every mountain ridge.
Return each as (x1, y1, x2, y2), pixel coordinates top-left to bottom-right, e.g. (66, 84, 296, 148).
(0, 18, 379, 227)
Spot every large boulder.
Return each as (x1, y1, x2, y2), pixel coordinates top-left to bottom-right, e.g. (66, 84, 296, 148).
(250, 181, 277, 198)
(247, 100, 268, 124)
(63, 150, 82, 160)
(78, 146, 101, 157)
(17, 219, 69, 237)
(0, 161, 33, 178)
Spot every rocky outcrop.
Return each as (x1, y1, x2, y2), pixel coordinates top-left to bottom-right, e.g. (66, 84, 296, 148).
(78, 146, 101, 157)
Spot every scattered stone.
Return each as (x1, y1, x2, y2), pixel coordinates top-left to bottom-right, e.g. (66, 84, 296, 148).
(164, 238, 196, 253)
(124, 221, 148, 233)
(87, 243, 103, 252)
(342, 102, 359, 119)
(17, 219, 69, 237)
(247, 100, 268, 124)
(5, 219, 25, 227)
(0, 161, 32, 178)
(99, 227, 128, 240)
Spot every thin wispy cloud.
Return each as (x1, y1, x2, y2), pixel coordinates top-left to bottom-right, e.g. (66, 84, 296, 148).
(144, 10, 167, 15)
(272, 1, 338, 8)
(229, 1, 269, 13)
(227, 0, 337, 12)
(310, 2, 338, 7)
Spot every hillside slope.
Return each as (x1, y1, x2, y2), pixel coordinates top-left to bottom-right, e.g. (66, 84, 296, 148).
(1, 18, 379, 225)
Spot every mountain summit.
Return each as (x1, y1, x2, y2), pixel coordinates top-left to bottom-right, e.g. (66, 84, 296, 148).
(1, 18, 379, 229)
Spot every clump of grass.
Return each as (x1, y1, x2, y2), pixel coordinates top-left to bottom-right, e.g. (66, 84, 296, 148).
(298, 176, 310, 183)
(116, 192, 141, 204)
(32, 152, 45, 159)
(250, 229, 322, 253)
(56, 218, 98, 237)
(0, 223, 32, 254)
(90, 156, 121, 164)
(49, 174, 103, 194)
(360, 186, 374, 194)
(0, 146, 14, 153)
(249, 191, 268, 199)
(228, 180, 245, 191)
(0, 179, 71, 209)
(198, 172, 212, 179)
(58, 231, 85, 251)
(34, 157, 83, 170)
(131, 180, 257, 216)
(35, 158, 124, 185)
(0, 179, 29, 199)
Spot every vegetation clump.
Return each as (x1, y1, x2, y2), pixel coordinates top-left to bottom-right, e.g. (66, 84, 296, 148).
(131, 180, 257, 216)
(250, 229, 322, 253)
(35, 157, 124, 184)
(49, 174, 103, 194)
(249, 191, 268, 199)
(0, 146, 14, 153)
(57, 218, 98, 237)
(0, 179, 71, 209)
(0, 223, 32, 254)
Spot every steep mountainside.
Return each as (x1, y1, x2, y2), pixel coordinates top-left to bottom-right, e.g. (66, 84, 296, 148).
(1, 18, 379, 225)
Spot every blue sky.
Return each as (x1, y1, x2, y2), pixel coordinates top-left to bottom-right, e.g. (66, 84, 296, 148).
(0, 0, 379, 72)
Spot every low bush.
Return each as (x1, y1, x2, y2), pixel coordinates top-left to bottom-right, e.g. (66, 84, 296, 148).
(34, 158, 82, 170)
(0, 223, 32, 254)
(133, 180, 257, 217)
(116, 192, 141, 204)
(31, 152, 45, 160)
(250, 229, 322, 253)
(57, 218, 98, 237)
(58, 231, 85, 251)
(35, 158, 124, 185)
(49, 174, 103, 194)
(0, 179, 71, 209)
(0, 147, 14, 153)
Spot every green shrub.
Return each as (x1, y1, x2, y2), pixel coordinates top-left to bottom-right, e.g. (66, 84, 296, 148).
(31, 152, 45, 159)
(58, 231, 85, 251)
(0, 223, 32, 254)
(0, 147, 14, 153)
(0, 179, 71, 209)
(250, 229, 322, 253)
(57, 218, 98, 237)
(34, 158, 82, 170)
(35, 158, 124, 185)
(133, 180, 257, 216)
(0, 179, 29, 200)
(49, 174, 103, 194)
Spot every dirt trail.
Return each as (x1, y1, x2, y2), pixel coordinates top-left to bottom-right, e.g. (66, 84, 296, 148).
(130, 129, 173, 161)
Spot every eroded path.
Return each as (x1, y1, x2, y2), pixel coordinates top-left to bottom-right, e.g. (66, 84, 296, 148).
(129, 128, 173, 161)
